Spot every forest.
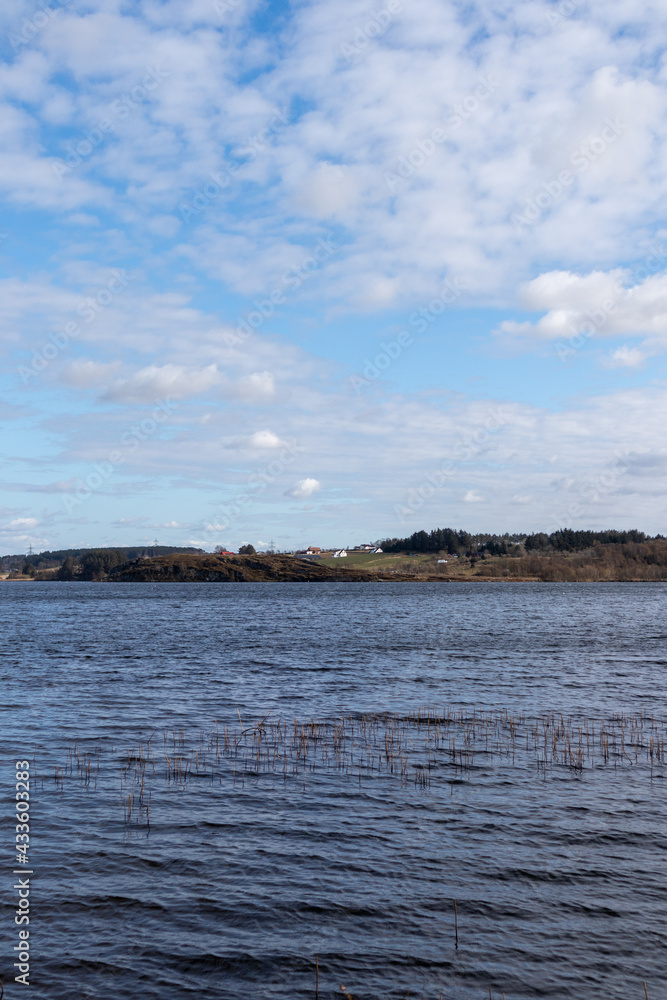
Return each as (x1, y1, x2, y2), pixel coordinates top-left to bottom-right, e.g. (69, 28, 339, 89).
(379, 527, 655, 556)
(3, 530, 667, 582)
(0, 546, 202, 581)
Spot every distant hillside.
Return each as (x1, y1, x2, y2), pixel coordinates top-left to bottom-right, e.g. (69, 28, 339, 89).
(4, 534, 667, 583)
(0, 546, 203, 580)
(108, 552, 391, 583)
(99, 545, 667, 583)
(379, 526, 657, 556)
(374, 531, 667, 581)
(476, 539, 667, 582)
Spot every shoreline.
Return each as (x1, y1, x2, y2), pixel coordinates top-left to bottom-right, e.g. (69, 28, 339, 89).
(5, 549, 667, 584)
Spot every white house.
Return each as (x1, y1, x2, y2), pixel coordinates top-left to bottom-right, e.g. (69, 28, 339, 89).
(332, 549, 347, 558)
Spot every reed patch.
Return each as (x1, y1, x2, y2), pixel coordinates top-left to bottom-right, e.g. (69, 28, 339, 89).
(36, 705, 667, 830)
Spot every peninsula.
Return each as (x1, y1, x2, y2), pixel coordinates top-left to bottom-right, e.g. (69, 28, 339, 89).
(2, 527, 666, 582)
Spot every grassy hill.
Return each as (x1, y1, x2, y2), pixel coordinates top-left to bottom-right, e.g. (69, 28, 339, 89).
(0, 546, 203, 581)
(3, 537, 667, 583)
(103, 541, 667, 582)
(108, 552, 406, 582)
(322, 542, 667, 581)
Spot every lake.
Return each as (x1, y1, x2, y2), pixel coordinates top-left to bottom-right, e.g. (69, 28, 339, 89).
(1, 581, 665, 999)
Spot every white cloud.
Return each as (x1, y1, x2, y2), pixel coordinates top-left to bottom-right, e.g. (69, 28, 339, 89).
(287, 478, 321, 499)
(293, 162, 362, 220)
(247, 429, 287, 449)
(235, 371, 276, 402)
(604, 346, 646, 368)
(9, 517, 39, 528)
(5, 351, 667, 544)
(1, 1, 665, 305)
(65, 213, 100, 226)
(497, 266, 667, 352)
(104, 364, 220, 402)
(60, 359, 121, 388)
(4, 1, 667, 553)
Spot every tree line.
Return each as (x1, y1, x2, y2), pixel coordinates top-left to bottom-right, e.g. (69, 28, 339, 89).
(0, 546, 202, 579)
(54, 547, 204, 581)
(379, 527, 657, 556)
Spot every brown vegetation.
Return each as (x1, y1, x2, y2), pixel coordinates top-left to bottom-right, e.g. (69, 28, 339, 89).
(108, 551, 389, 582)
(6, 540, 666, 583)
(478, 539, 667, 582)
(105, 541, 667, 583)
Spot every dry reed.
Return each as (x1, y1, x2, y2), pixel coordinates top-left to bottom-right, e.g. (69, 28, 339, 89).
(44, 705, 665, 829)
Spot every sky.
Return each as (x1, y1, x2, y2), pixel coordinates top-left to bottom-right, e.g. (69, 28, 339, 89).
(1, 0, 667, 554)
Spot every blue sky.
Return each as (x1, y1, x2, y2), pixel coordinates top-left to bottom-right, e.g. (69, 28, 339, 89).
(1, 0, 667, 554)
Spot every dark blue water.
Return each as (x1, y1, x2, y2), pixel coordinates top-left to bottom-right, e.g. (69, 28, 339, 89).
(1, 582, 666, 999)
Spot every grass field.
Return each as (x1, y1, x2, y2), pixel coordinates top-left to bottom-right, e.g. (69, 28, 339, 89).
(318, 551, 473, 575)
(6, 541, 667, 582)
